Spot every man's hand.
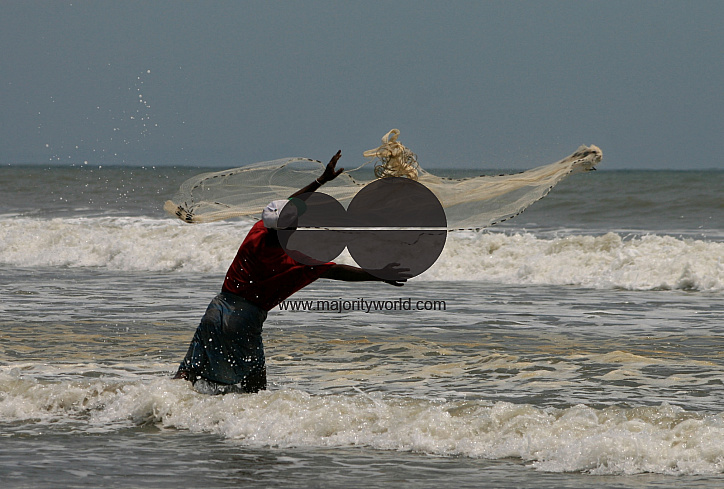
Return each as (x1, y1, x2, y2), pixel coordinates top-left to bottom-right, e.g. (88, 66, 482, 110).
(289, 150, 344, 199)
(377, 262, 411, 286)
(319, 150, 344, 184)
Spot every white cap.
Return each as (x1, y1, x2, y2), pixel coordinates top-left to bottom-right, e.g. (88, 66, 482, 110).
(262, 199, 293, 229)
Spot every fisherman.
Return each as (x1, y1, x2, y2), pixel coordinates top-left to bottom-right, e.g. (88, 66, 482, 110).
(174, 151, 406, 394)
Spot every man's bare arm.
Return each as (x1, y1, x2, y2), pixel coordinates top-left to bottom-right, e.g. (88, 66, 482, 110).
(289, 150, 344, 199)
(321, 264, 407, 287)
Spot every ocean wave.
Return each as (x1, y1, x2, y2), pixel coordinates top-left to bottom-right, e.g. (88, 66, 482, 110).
(1, 217, 722, 292)
(0, 216, 248, 273)
(424, 230, 724, 292)
(1, 368, 723, 476)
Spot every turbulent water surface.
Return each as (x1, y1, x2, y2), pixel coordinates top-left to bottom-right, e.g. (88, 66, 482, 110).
(1, 165, 722, 488)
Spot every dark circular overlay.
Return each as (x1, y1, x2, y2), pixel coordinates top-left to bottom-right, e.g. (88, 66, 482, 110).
(277, 192, 348, 265)
(346, 178, 447, 280)
(278, 177, 447, 281)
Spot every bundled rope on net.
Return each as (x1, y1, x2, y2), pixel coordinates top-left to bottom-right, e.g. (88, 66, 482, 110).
(363, 129, 420, 181)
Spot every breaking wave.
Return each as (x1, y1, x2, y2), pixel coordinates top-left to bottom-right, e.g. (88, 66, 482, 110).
(1, 217, 722, 292)
(1, 367, 723, 476)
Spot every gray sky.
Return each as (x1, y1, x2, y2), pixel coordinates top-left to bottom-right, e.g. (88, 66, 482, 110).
(1, 1, 722, 169)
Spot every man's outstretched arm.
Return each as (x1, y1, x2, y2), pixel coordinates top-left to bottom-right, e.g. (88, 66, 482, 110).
(289, 150, 344, 199)
(321, 264, 407, 287)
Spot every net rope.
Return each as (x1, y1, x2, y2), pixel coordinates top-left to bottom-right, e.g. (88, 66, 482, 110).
(363, 129, 420, 180)
(164, 129, 602, 229)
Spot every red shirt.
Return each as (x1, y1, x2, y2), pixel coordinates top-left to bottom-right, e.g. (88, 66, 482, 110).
(222, 221, 334, 311)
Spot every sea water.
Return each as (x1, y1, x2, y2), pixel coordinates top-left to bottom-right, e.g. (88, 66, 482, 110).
(0, 165, 723, 488)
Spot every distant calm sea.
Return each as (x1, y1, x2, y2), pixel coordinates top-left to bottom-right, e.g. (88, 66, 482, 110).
(1, 165, 723, 488)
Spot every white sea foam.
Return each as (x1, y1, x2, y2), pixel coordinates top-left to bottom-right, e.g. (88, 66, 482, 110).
(1, 368, 723, 476)
(0, 216, 248, 273)
(1, 217, 722, 291)
(423, 230, 724, 291)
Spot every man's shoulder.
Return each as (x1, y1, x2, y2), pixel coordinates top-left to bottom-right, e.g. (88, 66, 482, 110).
(244, 220, 267, 240)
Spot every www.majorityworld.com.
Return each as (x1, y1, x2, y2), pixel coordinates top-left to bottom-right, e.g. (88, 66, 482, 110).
(278, 297, 447, 313)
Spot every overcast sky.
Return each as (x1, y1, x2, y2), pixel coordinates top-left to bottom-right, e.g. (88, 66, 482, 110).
(1, 1, 722, 169)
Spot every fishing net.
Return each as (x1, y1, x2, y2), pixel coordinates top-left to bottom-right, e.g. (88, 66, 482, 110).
(164, 129, 602, 229)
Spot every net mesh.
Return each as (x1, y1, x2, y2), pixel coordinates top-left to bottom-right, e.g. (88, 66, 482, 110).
(164, 129, 602, 229)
